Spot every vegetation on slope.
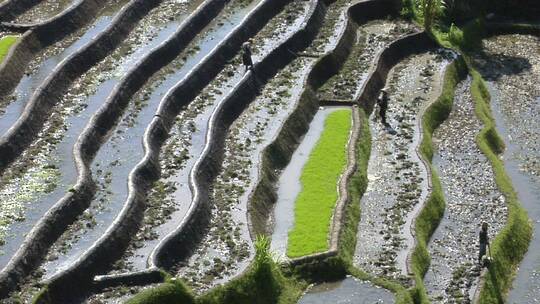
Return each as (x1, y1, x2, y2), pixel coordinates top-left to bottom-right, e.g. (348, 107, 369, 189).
(0, 35, 18, 63)
(287, 109, 352, 258)
(468, 67, 532, 304)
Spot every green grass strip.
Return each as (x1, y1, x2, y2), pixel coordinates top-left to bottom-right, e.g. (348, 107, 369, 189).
(287, 108, 353, 258)
(407, 58, 467, 304)
(467, 64, 532, 304)
(0, 35, 18, 63)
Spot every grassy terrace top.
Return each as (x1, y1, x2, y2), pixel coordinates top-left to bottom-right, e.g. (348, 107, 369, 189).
(287, 108, 352, 258)
(0, 35, 18, 63)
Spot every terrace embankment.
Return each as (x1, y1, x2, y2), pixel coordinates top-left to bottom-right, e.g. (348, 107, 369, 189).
(0, 0, 40, 22)
(12, 0, 77, 24)
(128, 0, 315, 293)
(354, 50, 452, 285)
(423, 77, 508, 302)
(34, 0, 312, 301)
(0, 0, 207, 300)
(0, 0, 129, 133)
(0, 0, 130, 101)
(473, 33, 540, 303)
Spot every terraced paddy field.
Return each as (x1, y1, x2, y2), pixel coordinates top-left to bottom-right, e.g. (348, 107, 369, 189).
(0, 0, 537, 303)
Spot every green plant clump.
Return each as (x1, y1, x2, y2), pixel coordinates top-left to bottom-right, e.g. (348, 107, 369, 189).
(287, 109, 352, 258)
(0, 35, 18, 63)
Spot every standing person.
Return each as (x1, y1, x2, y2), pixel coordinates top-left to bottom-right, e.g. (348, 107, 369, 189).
(242, 41, 254, 72)
(377, 88, 389, 126)
(478, 222, 490, 266)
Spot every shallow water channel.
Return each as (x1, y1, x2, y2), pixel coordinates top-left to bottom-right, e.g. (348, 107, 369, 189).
(473, 34, 540, 303)
(298, 277, 395, 304)
(39, 0, 261, 280)
(0, 0, 130, 133)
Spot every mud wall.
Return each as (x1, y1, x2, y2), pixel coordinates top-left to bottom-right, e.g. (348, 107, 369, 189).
(249, 0, 396, 238)
(0, 0, 164, 174)
(357, 31, 436, 113)
(0, 0, 40, 21)
(0, 0, 110, 98)
(149, 0, 322, 271)
(35, 0, 312, 300)
(0, 0, 219, 298)
(249, 17, 436, 267)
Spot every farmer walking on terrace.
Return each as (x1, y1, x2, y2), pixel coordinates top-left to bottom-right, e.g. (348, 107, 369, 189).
(377, 88, 389, 126)
(479, 222, 490, 266)
(242, 41, 254, 72)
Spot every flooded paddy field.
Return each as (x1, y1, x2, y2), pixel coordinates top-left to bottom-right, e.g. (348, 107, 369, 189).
(319, 18, 415, 101)
(473, 34, 540, 303)
(141, 1, 313, 292)
(354, 50, 451, 284)
(39, 0, 262, 282)
(0, 0, 130, 132)
(0, 0, 536, 302)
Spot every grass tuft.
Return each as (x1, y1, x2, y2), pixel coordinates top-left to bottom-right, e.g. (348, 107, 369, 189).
(287, 109, 353, 258)
(0, 35, 18, 63)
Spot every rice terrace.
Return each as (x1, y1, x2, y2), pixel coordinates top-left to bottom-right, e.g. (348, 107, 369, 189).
(0, 0, 538, 302)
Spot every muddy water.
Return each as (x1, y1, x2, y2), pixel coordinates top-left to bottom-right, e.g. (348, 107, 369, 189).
(354, 51, 449, 284)
(2, 0, 205, 278)
(0, 0, 131, 266)
(13, 0, 77, 24)
(423, 78, 507, 302)
(40, 0, 267, 280)
(318, 19, 416, 101)
(104, 1, 313, 291)
(298, 277, 395, 304)
(473, 34, 540, 303)
(271, 106, 347, 257)
(0, 0, 129, 134)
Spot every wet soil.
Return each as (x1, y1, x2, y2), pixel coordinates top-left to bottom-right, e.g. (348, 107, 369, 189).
(38, 0, 310, 297)
(304, 0, 351, 54)
(149, 2, 312, 292)
(298, 276, 395, 304)
(1, 0, 204, 301)
(423, 78, 508, 303)
(0, 0, 130, 267)
(473, 34, 540, 303)
(38, 0, 246, 280)
(318, 18, 416, 101)
(354, 50, 451, 284)
(13, 0, 77, 24)
(0, 0, 129, 132)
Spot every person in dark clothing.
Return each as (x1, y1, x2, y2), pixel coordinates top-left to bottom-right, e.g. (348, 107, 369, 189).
(242, 42, 254, 71)
(479, 222, 490, 266)
(377, 88, 389, 126)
